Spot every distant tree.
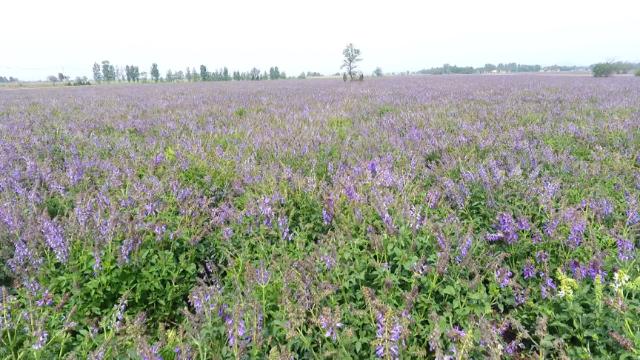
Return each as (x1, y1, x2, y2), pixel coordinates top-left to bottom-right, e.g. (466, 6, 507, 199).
(249, 68, 260, 80)
(635, 69, 640, 77)
(166, 70, 173, 82)
(47, 75, 59, 85)
(72, 76, 91, 86)
(186, 68, 192, 81)
(269, 66, 281, 80)
(133, 66, 140, 82)
(592, 63, 615, 77)
(484, 63, 497, 73)
(199, 65, 208, 81)
(151, 63, 160, 82)
(233, 71, 241, 81)
(115, 66, 124, 81)
(58, 73, 66, 82)
(373, 67, 383, 77)
(92, 62, 102, 82)
(343, 73, 347, 82)
(341, 43, 362, 80)
(125, 65, 131, 82)
(223, 67, 230, 81)
(102, 61, 115, 82)
(298, 72, 306, 79)
(280, 71, 286, 79)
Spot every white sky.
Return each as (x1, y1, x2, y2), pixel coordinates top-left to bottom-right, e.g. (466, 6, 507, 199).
(1, 0, 639, 80)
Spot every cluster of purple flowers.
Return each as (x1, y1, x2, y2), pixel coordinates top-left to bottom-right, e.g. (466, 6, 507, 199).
(41, 219, 69, 263)
(375, 310, 404, 359)
(495, 267, 513, 288)
(317, 308, 343, 341)
(486, 213, 519, 244)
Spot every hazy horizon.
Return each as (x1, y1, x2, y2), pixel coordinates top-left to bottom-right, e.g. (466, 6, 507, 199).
(2, 0, 639, 81)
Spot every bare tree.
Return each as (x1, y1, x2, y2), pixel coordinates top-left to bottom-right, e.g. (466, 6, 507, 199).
(341, 43, 362, 80)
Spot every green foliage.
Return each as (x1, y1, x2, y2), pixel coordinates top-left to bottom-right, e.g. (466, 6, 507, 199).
(151, 63, 160, 82)
(592, 63, 616, 77)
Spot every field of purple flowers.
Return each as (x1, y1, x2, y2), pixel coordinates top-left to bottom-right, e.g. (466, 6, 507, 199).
(1, 75, 639, 359)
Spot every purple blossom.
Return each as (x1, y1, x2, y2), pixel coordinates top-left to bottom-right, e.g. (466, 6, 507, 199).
(36, 289, 53, 307)
(516, 216, 531, 231)
(495, 267, 512, 288)
(32, 329, 48, 350)
(225, 311, 246, 347)
(522, 261, 536, 279)
(42, 219, 69, 263)
(535, 250, 549, 264)
(540, 276, 556, 299)
(255, 262, 270, 286)
(455, 236, 472, 263)
(514, 289, 527, 305)
(587, 259, 606, 280)
(567, 215, 586, 249)
(616, 237, 635, 261)
(375, 311, 403, 360)
(426, 189, 441, 209)
(486, 212, 519, 244)
(318, 309, 343, 341)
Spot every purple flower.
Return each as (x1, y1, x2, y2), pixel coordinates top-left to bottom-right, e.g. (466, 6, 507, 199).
(0, 204, 19, 232)
(540, 276, 556, 299)
(114, 297, 127, 330)
(225, 311, 246, 347)
(587, 259, 606, 280)
(566, 214, 586, 249)
(426, 189, 441, 209)
(42, 219, 69, 263)
(543, 217, 560, 237)
(278, 216, 292, 241)
(516, 216, 531, 231)
(369, 161, 378, 178)
(448, 325, 466, 340)
(495, 267, 512, 288)
(535, 250, 549, 264)
(514, 289, 527, 305)
(222, 227, 233, 240)
(119, 238, 137, 265)
(522, 261, 535, 279)
(318, 308, 343, 341)
(568, 260, 587, 280)
(320, 254, 336, 270)
(7, 239, 42, 273)
(375, 310, 403, 359)
(36, 289, 53, 307)
(32, 329, 48, 350)
(486, 212, 519, 244)
(455, 236, 472, 263)
(255, 262, 270, 286)
(616, 238, 635, 261)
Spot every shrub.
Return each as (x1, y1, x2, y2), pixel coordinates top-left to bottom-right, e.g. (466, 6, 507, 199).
(592, 63, 615, 77)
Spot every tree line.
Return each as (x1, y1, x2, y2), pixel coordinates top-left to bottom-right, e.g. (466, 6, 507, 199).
(417, 63, 546, 75)
(591, 61, 640, 77)
(0, 76, 19, 83)
(91, 61, 298, 83)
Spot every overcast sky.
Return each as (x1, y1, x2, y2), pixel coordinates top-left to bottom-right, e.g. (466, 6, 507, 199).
(1, 0, 639, 80)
